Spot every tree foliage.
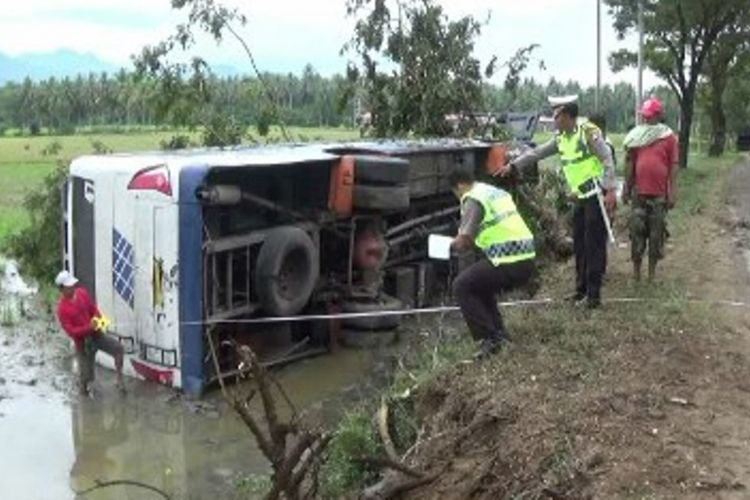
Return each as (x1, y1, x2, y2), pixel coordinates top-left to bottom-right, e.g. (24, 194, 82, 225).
(723, 60, 750, 140)
(132, 0, 247, 144)
(0, 71, 668, 137)
(2, 162, 68, 285)
(0, 69, 353, 135)
(344, 0, 495, 137)
(606, 0, 746, 167)
(698, 9, 750, 156)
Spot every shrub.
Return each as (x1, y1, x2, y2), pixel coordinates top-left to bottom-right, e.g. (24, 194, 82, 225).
(2, 162, 67, 285)
(202, 114, 245, 147)
(90, 140, 113, 154)
(320, 410, 383, 497)
(161, 134, 192, 150)
(41, 141, 63, 157)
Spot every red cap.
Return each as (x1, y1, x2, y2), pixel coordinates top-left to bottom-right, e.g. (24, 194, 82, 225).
(640, 97, 663, 119)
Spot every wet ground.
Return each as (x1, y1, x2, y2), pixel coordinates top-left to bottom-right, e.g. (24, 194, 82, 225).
(0, 326, 391, 500)
(0, 259, 417, 500)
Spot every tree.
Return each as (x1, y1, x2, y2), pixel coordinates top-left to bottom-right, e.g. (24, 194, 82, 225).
(3, 162, 68, 286)
(133, 0, 299, 145)
(606, 0, 744, 168)
(344, 0, 543, 138)
(724, 60, 750, 140)
(699, 12, 750, 156)
(344, 0, 491, 137)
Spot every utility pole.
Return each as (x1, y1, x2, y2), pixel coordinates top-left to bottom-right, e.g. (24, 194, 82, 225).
(596, 0, 601, 111)
(636, 0, 644, 124)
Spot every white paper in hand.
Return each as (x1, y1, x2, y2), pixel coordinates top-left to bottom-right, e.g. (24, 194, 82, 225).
(428, 234, 453, 260)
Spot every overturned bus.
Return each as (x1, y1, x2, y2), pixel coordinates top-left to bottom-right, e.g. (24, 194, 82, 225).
(63, 139, 521, 395)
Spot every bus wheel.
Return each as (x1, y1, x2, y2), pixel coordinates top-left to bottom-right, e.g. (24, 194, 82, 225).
(255, 226, 319, 316)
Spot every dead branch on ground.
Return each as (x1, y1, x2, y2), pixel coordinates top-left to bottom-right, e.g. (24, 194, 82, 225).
(207, 327, 330, 499)
(359, 397, 437, 499)
(73, 479, 171, 499)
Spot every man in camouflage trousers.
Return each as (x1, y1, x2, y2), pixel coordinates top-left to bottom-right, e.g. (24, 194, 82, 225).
(623, 97, 679, 282)
(629, 197, 667, 275)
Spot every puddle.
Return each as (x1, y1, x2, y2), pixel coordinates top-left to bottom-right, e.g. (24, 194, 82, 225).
(0, 389, 75, 499)
(0, 328, 384, 500)
(0, 259, 455, 499)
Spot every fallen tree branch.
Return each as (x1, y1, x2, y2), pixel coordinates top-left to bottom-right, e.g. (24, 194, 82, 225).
(206, 327, 331, 499)
(355, 456, 425, 479)
(377, 398, 399, 462)
(291, 433, 334, 491)
(541, 487, 566, 499)
(401, 424, 426, 462)
(383, 474, 438, 500)
(73, 479, 171, 499)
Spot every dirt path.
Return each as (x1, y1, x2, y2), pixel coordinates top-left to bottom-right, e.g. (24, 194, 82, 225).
(701, 154, 750, 499)
(388, 155, 750, 499)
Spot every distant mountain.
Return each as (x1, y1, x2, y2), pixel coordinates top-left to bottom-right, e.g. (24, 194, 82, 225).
(0, 50, 248, 84)
(0, 49, 120, 84)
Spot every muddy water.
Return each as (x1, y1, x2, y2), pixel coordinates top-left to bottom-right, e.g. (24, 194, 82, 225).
(0, 325, 386, 500)
(0, 259, 404, 500)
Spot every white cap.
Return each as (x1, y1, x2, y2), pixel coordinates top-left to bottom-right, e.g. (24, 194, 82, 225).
(548, 95, 579, 107)
(54, 270, 78, 288)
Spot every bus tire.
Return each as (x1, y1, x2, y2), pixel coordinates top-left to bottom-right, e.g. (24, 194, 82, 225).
(255, 226, 319, 316)
(354, 156, 410, 185)
(353, 184, 409, 211)
(340, 294, 403, 330)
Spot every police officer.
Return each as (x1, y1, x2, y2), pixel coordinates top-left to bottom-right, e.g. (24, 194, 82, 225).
(499, 96, 616, 308)
(449, 168, 536, 359)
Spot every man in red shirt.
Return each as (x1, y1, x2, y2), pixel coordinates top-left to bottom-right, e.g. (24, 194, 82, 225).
(55, 270, 125, 395)
(622, 97, 679, 281)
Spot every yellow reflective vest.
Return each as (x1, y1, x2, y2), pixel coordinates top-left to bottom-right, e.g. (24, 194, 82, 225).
(556, 122, 605, 198)
(461, 182, 535, 266)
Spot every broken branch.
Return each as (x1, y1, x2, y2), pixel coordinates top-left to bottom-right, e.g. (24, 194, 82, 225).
(355, 456, 425, 479)
(377, 398, 399, 462)
(74, 479, 171, 499)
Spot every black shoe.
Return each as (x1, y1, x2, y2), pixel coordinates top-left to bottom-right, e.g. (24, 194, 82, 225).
(472, 335, 509, 360)
(566, 291, 586, 303)
(585, 297, 601, 309)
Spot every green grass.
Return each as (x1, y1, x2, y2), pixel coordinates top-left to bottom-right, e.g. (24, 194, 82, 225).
(0, 124, 732, 244)
(315, 151, 742, 498)
(0, 126, 359, 242)
(315, 150, 742, 497)
(320, 410, 384, 497)
(668, 153, 737, 234)
(0, 125, 359, 163)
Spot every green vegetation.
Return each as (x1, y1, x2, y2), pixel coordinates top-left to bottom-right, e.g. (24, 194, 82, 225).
(233, 474, 272, 499)
(320, 410, 384, 497)
(606, 0, 750, 163)
(315, 152, 741, 496)
(2, 163, 67, 285)
(0, 126, 358, 244)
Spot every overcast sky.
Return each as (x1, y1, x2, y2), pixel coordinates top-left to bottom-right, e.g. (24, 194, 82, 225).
(0, 0, 659, 88)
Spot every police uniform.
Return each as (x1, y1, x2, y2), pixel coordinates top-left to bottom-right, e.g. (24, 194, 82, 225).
(452, 182, 536, 344)
(510, 96, 616, 307)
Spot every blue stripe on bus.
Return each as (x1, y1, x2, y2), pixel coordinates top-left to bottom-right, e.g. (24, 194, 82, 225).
(179, 165, 208, 396)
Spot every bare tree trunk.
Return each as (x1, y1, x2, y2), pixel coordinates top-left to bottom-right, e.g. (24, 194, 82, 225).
(708, 101, 727, 157)
(678, 97, 694, 169)
(707, 67, 728, 157)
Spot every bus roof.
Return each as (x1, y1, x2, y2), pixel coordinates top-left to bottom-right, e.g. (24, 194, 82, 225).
(69, 138, 493, 176)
